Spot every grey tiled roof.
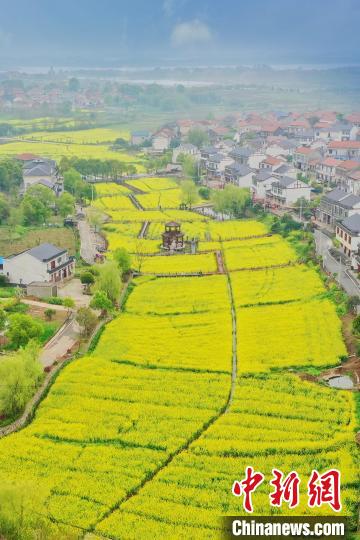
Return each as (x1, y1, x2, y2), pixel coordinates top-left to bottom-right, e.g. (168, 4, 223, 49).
(28, 243, 66, 261)
(340, 213, 360, 233)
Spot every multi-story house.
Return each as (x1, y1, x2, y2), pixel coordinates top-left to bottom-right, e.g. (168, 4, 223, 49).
(21, 156, 62, 195)
(315, 158, 339, 185)
(172, 143, 200, 163)
(1, 243, 75, 285)
(335, 214, 360, 259)
(205, 153, 233, 180)
(327, 141, 360, 160)
(293, 146, 321, 171)
(224, 163, 254, 188)
(266, 176, 311, 207)
(317, 189, 360, 226)
(335, 160, 360, 192)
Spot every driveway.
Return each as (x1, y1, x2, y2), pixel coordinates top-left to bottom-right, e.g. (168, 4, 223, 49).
(78, 218, 97, 264)
(40, 316, 80, 367)
(58, 278, 91, 308)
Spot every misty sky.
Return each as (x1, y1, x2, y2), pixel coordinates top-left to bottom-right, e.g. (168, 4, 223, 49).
(0, 0, 359, 66)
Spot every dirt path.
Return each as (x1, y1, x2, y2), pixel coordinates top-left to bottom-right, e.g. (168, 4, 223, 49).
(138, 221, 150, 239)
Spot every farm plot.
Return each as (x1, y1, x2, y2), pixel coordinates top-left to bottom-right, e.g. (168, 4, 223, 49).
(231, 264, 324, 306)
(96, 275, 232, 372)
(224, 235, 297, 270)
(237, 299, 346, 372)
(127, 177, 178, 192)
(20, 127, 131, 144)
(106, 233, 160, 254)
(93, 195, 136, 211)
(0, 357, 229, 532)
(135, 189, 182, 209)
(106, 208, 207, 223)
(97, 373, 359, 537)
(95, 182, 132, 196)
(138, 253, 217, 274)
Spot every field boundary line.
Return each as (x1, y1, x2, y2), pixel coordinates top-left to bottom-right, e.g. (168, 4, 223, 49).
(85, 263, 238, 538)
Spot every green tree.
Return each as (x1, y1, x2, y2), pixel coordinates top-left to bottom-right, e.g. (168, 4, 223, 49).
(21, 196, 49, 225)
(113, 247, 132, 275)
(95, 261, 121, 303)
(44, 308, 56, 321)
(353, 314, 360, 335)
(76, 307, 98, 337)
(6, 314, 43, 348)
(0, 159, 23, 192)
(0, 308, 6, 330)
(0, 342, 42, 417)
(26, 184, 55, 209)
(68, 77, 80, 92)
(180, 179, 199, 209)
(177, 154, 200, 182)
(57, 192, 75, 217)
(187, 128, 209, 148)
(90, 291, 113, 317)
(0, 194, 10, 224)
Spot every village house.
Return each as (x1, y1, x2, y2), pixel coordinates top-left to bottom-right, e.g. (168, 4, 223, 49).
(252, 170, 278, 201)
(317, 188, 360, 226)
(224, 163, 254, 188)
(172, 143, 200, 163)
(19, 155, 63, 195)
(259, 155, 286, 172)
(335, 160, 360, 192)
(314, 122, 358, 142)
(316, 157, 340, 185)
(130, 130, 151, 146)
(205, 153, 233, 180)
(327, 141, 360, 161)
(229, 145, 252, 165)
(293, 146, 321, 171)
(1, 243, 75, 286)
(266, 176, 311, 207)
(151, 128, 175, 153)
(335, 213, 360, 260)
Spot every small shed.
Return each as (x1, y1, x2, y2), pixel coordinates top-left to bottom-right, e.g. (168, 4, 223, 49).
(27, 281, 58, 298)
(162, 222, 184, 251)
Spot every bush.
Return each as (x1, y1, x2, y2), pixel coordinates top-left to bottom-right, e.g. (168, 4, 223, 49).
(6, 314, 43, 348)
(44, 308, 56, 321)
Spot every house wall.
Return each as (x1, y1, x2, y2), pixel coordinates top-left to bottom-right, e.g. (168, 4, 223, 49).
(336, 225, 360, 255)
(3, 253, 49, 285)
(23, 174, 54, 190)
(284, 186, 311, 204)
(152, 136, 170, 151)
(235, 173, 254, 188)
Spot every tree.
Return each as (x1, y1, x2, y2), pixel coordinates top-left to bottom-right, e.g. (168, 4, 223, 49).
(134, 240, 147, 273)
(63, 168, 82, 195)
(76, 307, 98, 337)
(57, 192, 75, 217)
(0, 342, 43, 417)
(180, 179, 199, 209)
(6, 314, 43, 348)
(62, 297, 75, 309)
(0, 159, 23, 192)
(87, 207, 103, 231)
(0, 194, 10, 224)
(90, 291, 113, 317)
(44, 308, 56, 321)
(95, 261, 121, 303)
(187, 128, 209, 148)
(21, 196, 50, 226)
(177, 154, 200, 183)
(26, 184, 55, 208)
(0, 308, 6, 331)
(211, 185, 250, 218)
(199, 186, 211, 200)
(80, 271, 95, 293)
(113, 247, 132, 276)
(353, 314, 360, 335)
(68, 77, 80, 92)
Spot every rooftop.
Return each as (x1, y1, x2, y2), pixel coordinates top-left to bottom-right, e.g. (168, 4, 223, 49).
(339, 213, 360, 234)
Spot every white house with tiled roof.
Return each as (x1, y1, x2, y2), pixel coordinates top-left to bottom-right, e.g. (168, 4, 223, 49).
(1, 243, 75, 285)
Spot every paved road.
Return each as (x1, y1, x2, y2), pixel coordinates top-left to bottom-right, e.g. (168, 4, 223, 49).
(314, 229, 360, 298)
(78, 218, 97, 264)
(40, 316, 80, 367)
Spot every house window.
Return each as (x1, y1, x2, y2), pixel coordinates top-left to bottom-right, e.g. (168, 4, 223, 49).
(50, 260, 55, 269)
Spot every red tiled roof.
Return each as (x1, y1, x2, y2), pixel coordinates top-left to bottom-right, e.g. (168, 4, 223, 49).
(262, 155, 282, 166)
(16, 153, 40, 161)
(328, 141, 360, 149)
(321, 158, 340, 167)
(295, 146, 313, 154)
(335, 160, 360, 171)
